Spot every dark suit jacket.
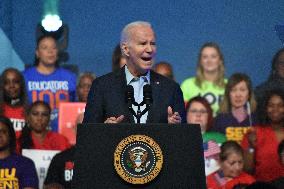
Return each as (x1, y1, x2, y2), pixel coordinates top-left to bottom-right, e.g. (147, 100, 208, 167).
(83, 67, 186, 123)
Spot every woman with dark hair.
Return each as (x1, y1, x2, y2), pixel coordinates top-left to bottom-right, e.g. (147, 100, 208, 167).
(255, 48, 284, 114)
(213, 73, 258, 143)
(0, 68, 28, 138)
(22, 35, 76, 132)
(207, 141, 255, 189)
(0, 115, 38, 189)
(181, 42, 227, 115)
(242, 89, 284, 182)
(18, 101, 70, 153)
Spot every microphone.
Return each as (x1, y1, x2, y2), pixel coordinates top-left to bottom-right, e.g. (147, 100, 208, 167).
(143, 84, 153, 105)
(126, 85, 134, 107)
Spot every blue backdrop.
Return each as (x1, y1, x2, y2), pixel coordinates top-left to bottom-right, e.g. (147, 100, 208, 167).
(1, 0, 284, 86)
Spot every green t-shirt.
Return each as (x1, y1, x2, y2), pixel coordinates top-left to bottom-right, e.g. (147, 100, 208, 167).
(202, 132, 226, 145)
(181, 77, 226, 116)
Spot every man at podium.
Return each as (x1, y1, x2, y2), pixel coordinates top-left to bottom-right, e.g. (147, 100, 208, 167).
(83, 21, 186, 124)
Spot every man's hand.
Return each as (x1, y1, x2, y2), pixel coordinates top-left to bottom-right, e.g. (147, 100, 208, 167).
(167, 106, 181, 124)
(104, 115, 124, 124)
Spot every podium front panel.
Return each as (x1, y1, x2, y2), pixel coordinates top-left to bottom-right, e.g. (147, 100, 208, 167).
(72, 124, 206, 189)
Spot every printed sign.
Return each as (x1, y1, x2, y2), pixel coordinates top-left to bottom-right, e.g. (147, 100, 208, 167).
(58, 102, 86, 144)
(22, 149, 60, 189)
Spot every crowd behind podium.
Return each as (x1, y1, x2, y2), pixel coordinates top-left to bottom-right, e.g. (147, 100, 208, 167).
(1, 29, 284, 189)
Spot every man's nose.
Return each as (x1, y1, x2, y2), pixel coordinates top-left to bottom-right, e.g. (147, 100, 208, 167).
(145, 44, 153, 53)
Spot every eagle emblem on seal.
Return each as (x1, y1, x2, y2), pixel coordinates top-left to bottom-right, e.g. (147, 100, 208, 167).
(127, 146, 150, 172)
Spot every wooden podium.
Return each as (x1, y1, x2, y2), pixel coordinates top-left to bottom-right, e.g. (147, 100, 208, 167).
(72, 124, 206, 189)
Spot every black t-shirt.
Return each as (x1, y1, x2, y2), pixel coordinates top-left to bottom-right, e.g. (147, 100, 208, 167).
(44, 146, 75, 188)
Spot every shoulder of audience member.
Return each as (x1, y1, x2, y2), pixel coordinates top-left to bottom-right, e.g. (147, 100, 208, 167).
(181, 77, 195, 86)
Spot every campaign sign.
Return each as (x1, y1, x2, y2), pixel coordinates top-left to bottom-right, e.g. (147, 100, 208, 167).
(58, 102, 86, 145)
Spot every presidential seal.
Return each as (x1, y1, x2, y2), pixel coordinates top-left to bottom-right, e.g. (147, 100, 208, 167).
(114, 135, 163, 184)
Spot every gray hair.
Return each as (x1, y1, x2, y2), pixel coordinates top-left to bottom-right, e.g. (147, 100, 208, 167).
(120, 21, 152, 45)
(76, 72, 96, 87)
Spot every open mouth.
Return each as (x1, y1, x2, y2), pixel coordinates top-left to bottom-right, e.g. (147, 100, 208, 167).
(141, 57, 152, 62)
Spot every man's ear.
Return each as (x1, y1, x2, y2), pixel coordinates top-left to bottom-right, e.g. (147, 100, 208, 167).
(121, 42, 130, 57)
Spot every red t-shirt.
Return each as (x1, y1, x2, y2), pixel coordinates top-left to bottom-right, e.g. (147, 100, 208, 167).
(2, 103, 25, 139)
(31, 131, 70, 150)
(242, 126, 284, 181)
(207, 171, 255, 189)
(17, 131, 70, 152)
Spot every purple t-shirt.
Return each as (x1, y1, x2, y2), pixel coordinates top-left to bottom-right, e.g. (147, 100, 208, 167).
(0, 153, 38, 189)
(212, 112, 257, 143)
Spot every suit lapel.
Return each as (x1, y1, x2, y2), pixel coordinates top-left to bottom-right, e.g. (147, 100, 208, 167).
(146, 71, 161, 123)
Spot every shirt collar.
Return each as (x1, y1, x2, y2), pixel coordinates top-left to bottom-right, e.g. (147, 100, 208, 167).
(125, 66, 150, 85)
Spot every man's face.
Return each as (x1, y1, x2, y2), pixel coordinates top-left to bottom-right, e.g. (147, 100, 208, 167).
(0, 123, 10, 152)
(122, 26, 156, 75)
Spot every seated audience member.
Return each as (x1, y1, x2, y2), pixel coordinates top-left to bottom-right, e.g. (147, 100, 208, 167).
(0, 115, 38, 189)
(186, 96, 226, 176)
(207, 141, 255, 189)
(0, 68, 28, 138)
(213, 73, 257, 143)
(152, 61, 175, 80)
(242, 89, 284, 182)
(18, 101, 70, 153)
(186, 96, 226, 144)
(23, 34, 76, 132)
(255, 48, 284, 119)
(181, 42, 227, 115)
(44, 119, 82, 187)
(112, 44, 127, 72)
(44, 146, 75, 188)
(76, 72, 96, 102)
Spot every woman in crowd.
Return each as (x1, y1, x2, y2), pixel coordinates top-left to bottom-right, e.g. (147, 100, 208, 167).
(213, 73, 257, 143)
(23, 34, 76, 132)
(0, 115, 38, 189)
(0, 68, 28, 138)
(76, 72, 96, 102)
(186, 96, 226, 144)
(255, 48, 284, 117)
(18, 101, 70, 153)
(207, 141, 255, 189)
(186, 96, 226, 176)
(181, 42, 226, 115)
(242, 89, 284, 182)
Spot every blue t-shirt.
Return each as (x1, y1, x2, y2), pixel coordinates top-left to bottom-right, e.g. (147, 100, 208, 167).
(0, 153, 39, 189)
(23, 67, 76, 131)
